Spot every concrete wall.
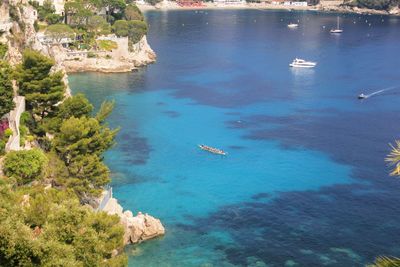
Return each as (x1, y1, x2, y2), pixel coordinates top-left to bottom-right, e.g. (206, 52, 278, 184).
(5, 96, 25, 152)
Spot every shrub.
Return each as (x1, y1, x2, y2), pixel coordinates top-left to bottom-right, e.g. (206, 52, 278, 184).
(0, 140, 5, 154)
(33, 20, 39, 32)
(4, 128, 13, 138)
(87, 51, 96, 58)
(0, 43, 8, 59)
(45, 14, 63, 25)
(112, 20, 129, 37)
(98, 40, 118, 51)
(3, 149, 48, 185)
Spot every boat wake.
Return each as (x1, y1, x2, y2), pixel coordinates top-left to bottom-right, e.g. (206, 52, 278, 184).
(358, 86, 400, 99)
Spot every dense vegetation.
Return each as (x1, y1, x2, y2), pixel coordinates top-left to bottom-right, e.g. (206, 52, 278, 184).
(3, 149, 48, 185)
(0, 184, 127, 266)
(0, 50, 126, 266)
(0, 61, 15, 118)
(345, 0, 400, 10)
(62, 0, 148, 49)
(15, 50, 65, 121)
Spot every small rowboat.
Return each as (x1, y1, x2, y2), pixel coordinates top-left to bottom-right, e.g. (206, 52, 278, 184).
(198, 144, 227, 156)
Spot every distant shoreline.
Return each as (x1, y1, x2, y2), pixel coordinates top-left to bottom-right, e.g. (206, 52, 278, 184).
(138, 2, 399, 16)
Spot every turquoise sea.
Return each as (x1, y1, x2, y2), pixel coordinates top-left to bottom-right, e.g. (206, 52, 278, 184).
(69, 10, 400, 266)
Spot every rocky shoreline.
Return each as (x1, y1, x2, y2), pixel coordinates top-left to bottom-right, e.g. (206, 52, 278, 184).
(96, 190, 166, 245)
(137, 1, 400, 16)
(54, 36, 157, 74)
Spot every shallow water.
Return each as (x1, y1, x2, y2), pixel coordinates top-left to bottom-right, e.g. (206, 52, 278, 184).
(69, 10, 400, 266)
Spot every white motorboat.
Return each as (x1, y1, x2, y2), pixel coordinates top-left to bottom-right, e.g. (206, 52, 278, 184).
(358, 93, 367, 99)
(330, 16, 343, 34)
(289, 58, 317, 68)
(287, 23, 299, 28)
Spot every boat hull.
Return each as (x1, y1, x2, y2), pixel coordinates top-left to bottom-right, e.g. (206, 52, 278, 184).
(289, 64, 316, 68)
(198, 145, 227, 156)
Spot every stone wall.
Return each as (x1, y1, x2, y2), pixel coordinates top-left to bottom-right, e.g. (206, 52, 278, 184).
(5, 96, 25, 152)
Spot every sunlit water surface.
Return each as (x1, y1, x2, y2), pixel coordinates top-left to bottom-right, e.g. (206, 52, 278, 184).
(69, 10, 400, 266)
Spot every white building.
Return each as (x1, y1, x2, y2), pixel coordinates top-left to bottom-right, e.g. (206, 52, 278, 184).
(214, 0, 246, 5)
(284, 1, 308, 5)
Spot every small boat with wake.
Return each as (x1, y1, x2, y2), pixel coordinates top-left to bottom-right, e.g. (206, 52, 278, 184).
(358, 93, 367, 99)
(287, 23, 299, 28)
(198, 144, 227, 156)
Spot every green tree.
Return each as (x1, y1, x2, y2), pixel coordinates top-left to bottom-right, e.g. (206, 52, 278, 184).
(45, 24, 75, 44)
(65, 0, 95, 28)
(126, 20, 147, 44)
(96, 99, 115, 123)
(15, 50, 65, 120)
(102, 0, 126, 21)
(124, 4, 143, 21)
(58, 93, 93, 119)
(0, 61, 15, 118)
(112, 20, 147, 44)
(87, 15, 111, 35)
(53, 115, 118, 197)
(43, 93, 93, 133)
(112, 20, 129, 37)
(36, 0, 56, 21)
(3, 149, 48, 185)
(54, 116, 117, 162)
(45, 13, 63, 25)
(62, 154, 111, 197)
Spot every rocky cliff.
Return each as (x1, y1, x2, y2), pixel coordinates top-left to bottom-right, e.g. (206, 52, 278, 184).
(52, 35, 156, 73)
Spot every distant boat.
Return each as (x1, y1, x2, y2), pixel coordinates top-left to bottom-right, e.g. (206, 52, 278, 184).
(287, 23, 299, 28)
(330, 16, 343, 34)
(198, 144, 227, 156)
(289, 58, 317, 68)
(358, 93, 367, 99)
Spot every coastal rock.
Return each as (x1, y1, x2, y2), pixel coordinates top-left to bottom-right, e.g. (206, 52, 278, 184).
(101, 193, 165, 245)
(53, 35, 156, 73)
(389, 6, 400, 15)
(121, 211, 165, 244)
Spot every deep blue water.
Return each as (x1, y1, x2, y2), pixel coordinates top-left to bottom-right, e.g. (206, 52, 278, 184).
(69, 10, 400, 266)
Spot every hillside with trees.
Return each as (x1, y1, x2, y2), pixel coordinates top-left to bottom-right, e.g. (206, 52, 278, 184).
(0, 50, 127, 266)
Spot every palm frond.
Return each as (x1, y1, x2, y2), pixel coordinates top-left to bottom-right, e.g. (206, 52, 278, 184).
(385, 140, 400, 176)
(367, 256, 400, 267)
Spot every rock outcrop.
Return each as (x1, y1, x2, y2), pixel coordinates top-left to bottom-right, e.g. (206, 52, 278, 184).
(100, 194, 165, 245)
(52, 35, 156, 73)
